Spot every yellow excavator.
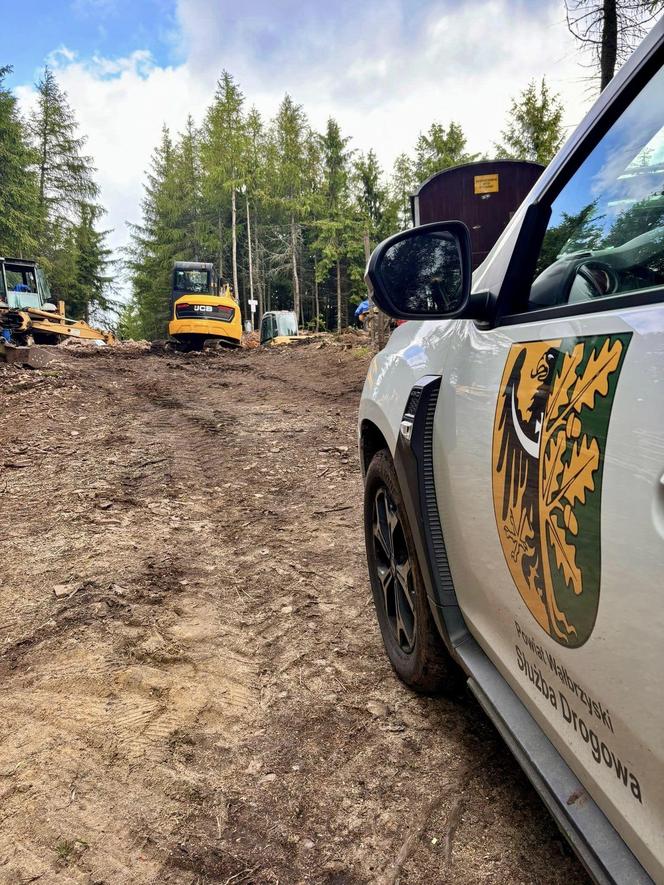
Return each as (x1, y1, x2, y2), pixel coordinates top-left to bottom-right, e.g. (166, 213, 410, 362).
(168, 261, 242, 350)
(0, 257, 115, 346)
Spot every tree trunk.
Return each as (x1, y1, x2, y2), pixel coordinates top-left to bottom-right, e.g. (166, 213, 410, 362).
(38, 96, 49, 215)
(336, 259, 342, 333)
(245, 194, 255, 330)
(241, 268, 248, 323)
(231, 186, 239, 299)
(254, 207, 263, 320)
(363, 230, 371, 264)
(39, 139, 47, 212)
(364, 227, 390, 349)
(290, 215, 300, 319)
(314, 258, 320, 332)
(218, 212, 224, 280)
(600, 0, 618, 91)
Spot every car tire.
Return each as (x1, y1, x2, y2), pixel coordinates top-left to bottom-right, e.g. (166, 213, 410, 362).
(364, 448, 457, 694)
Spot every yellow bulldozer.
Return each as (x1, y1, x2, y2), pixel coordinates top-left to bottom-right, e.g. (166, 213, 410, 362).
(0, 257, 115, 346)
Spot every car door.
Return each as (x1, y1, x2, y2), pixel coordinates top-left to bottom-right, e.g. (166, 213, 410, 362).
(434, 56, 664, 878)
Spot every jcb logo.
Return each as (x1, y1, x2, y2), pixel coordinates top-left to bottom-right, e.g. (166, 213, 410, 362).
(193, 305, 213, 312)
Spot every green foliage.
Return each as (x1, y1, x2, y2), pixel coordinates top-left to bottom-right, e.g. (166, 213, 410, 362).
(271, 95, 309, 209)
(390, 153, 417, 230)
(0, 65, 39, 257)
(68, 204, 114, 320)
(124, 127, 177, 339)
(495, 78, 565, 166)
(30, 68, 98, 223)
(354, 149, 395, 245)
(414, 121, 479, 182)
(200, 72, 246, 264)
(537, 193, 664, 280)
(21, 67, 113, 320)
(122, 71, 569, 339)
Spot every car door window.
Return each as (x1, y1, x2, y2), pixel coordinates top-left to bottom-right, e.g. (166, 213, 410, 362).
(529, 63, 664, 310)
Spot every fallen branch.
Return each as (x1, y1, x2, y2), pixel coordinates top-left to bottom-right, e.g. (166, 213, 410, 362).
(313, 504, 353, 516)
(376, 786, 451, 885)
(442, 795, 464, 866)
(376, 767, 472, 885)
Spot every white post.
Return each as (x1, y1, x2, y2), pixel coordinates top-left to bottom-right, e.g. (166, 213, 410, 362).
(245, 193, 255, 330)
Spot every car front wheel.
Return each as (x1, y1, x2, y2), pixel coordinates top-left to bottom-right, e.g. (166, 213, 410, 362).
(363, 449, 456, 693)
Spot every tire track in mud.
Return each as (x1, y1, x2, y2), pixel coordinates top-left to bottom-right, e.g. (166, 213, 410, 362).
(0, 353, 262, 884)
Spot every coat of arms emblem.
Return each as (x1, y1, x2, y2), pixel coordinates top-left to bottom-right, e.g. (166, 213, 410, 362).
(492, 334, 631, 647)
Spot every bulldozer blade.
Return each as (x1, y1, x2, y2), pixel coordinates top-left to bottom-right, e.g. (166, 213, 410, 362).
(0, 342, 60, 369)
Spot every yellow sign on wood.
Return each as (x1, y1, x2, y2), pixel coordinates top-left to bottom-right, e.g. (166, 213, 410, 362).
(474, 173, 499, 194)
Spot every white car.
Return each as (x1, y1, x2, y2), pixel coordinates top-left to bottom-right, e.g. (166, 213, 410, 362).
(359, 19, 664, 885)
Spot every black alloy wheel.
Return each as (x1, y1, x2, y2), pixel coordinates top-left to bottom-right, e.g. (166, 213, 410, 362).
(363, 448, 456, 693)
(371, 485, 416, 653)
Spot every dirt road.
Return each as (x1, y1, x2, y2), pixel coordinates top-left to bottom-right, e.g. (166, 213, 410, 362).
(0, 342, 587, 884)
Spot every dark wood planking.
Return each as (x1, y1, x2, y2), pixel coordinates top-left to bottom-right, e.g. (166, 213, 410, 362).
(411, 160, 544, 269)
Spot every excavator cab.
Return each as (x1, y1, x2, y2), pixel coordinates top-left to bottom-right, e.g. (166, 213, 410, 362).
(168, 261, 243, 349)
(259, 310, 303, 346)
(0, 259, 53, 311)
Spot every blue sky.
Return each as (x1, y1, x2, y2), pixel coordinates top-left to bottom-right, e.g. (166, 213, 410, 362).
(6, 0, 454, 87)
(8, 0, 599, 276)
(5, 0, 178, 86)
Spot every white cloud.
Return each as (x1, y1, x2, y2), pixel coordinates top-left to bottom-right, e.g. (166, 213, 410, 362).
(15, 0, 599, 298)
(17, 49, 215, 263)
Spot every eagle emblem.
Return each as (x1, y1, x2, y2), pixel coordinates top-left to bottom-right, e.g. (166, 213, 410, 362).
(491, 334, 631, 647)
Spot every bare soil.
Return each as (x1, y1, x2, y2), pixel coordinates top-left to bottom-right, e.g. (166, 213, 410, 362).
(0, 341, 589, 885)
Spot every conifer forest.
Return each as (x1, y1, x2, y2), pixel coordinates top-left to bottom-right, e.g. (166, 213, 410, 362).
(0, 66, 566, 337)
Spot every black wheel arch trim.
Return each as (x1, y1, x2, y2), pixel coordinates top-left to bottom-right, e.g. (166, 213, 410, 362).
(383, 374, 653, 885)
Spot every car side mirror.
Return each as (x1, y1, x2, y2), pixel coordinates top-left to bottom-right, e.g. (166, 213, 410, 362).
(365, 221, 474, 321)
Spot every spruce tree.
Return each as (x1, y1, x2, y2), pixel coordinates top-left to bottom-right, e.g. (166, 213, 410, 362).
(124, 127, 177, 339)
(414, 121, 479, 183)
(200, 71, 246, 296)
(69, 204, 114, 320)
(495, 78, 565, 166)
(28, 67, 109, 318)
(314, 118, 355, 331)
(353, 150, 393, 257)
(30, 67, 98, 228)
(170, 115, 205, 260)
(0, 65, 39, 257)
(271, 94, 309, 319)
(390, 153, 416, 230)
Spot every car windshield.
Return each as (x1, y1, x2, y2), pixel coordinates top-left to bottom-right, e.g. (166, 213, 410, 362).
(173, 269, 210, 293)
